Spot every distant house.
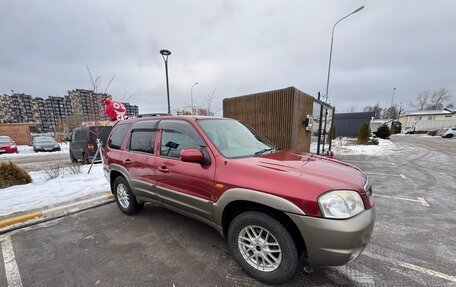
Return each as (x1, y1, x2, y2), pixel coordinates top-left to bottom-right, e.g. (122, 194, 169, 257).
(333, 112, 375, 137)
(399, 109, 456, 133)
(399, 109, 455, 126)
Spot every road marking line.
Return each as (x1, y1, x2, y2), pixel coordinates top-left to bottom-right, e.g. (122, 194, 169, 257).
(417, 197, 430, 207)
(363, 252, 456, 283)
(374, 194, 419, 202)
(1, 235, 23, 287)
(391, 163, 396, 166)
(366, 172, 405, 178)
(374, 194, 431, 207)
(400, 174, 407, 179)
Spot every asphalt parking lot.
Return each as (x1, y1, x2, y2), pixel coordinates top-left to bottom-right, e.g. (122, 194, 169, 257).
(1, 135, 455, 286)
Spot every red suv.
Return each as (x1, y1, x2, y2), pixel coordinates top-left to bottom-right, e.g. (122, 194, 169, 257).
(103, 116, 375, 285)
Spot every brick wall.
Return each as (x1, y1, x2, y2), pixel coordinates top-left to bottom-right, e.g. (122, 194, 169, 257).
(0, 124, 33, 145)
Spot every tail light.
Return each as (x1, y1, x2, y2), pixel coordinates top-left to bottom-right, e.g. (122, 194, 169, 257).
(87, 144, 95, 150)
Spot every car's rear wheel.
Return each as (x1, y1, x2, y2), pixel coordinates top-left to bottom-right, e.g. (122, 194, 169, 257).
(445, 134, 454, 138)
(113, 176, 143, 215)
(227, 211, 299, 285)
(83, 153, 90, 164)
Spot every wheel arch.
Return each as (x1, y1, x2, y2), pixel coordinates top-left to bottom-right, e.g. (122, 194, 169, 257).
(221, 200, 307, 255)
(108, 164, 131, 194)
(215, 188, 307, 255)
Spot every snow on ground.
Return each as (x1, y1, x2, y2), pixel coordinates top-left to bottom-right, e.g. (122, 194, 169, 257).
(0, 143, 70, 160)
(332, 138, 395, 156)
(0, 164, 109, 217)
(310, 137, 396, 156)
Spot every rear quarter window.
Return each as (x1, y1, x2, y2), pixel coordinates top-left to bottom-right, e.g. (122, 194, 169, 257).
(108, 124, 131, 149)
(73, 129, 86, 141)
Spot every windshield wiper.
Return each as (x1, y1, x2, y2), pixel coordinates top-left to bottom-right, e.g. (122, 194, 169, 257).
(254, 147, 277, 157)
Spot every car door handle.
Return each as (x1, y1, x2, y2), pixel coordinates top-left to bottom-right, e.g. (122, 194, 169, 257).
(124, 159, 132, 165)
(158, 166, 169, 173)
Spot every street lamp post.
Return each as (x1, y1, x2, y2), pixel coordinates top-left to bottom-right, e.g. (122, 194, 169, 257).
(324, 6, 364, 98)
(191, 82, 199, 115)
(160, 49, 172, 114)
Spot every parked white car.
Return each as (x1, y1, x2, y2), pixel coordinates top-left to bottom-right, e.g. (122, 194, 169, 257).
(441, 127, 456, 138)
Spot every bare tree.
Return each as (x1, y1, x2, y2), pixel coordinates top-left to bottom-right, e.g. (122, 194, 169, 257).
(85, 65, 117, 121)
(193, 89, 217, 116)
(346, 105, 357, 113)
(363, 103, 382, 119)
(54, 114, 84, 138)
(409, 91, 430, 111)
(426, 88, 451, 110)
(383, 104, 399, 120)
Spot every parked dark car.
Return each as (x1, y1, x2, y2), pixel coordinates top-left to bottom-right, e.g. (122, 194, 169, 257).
(103, 115, 375, 285)
(33, 136, 61, 152)
(69, 125, 113, 164)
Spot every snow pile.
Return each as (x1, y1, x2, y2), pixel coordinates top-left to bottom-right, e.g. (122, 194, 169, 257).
(332, 138, 395, 156)
(0, 164, 109, 217)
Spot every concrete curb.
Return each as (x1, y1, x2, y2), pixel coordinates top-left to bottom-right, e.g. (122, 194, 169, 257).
(0, 193, 114, 230)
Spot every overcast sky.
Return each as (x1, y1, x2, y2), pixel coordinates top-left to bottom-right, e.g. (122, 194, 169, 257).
(1, 0, 455, 115)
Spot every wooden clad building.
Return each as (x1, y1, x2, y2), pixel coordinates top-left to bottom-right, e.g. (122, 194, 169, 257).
(0, 123, 34, 145)
(223, 87, 314, 152)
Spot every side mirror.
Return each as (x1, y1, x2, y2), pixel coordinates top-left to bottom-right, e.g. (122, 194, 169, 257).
(180, 149, 204, 163)
(64, 137, 70, 142)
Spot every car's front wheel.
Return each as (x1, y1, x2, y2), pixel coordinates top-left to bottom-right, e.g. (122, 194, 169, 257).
(113, 176, 144, 215)
(70, 151, 78, 163)
(227, 211, 299, 285)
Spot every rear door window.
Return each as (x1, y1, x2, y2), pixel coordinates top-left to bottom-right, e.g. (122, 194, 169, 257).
(128, 120, 158, 154)
(108, 124, 131, 149)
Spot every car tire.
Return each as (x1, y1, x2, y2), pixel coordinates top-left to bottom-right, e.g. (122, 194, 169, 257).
(227, 211, 299, 285)
(113, 176, 144, 215)
(70, 152, 78, 163)
(445, 134, 454, 138)
(83, 154, 90, 164)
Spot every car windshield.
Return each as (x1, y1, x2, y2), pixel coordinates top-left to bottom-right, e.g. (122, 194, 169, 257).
(197, 119, 274, 158)
(0, 136, 12, 143)
(35, 137, 54, 143)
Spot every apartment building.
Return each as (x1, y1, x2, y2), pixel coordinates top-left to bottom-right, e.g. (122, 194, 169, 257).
(0, 90, 139, 132)
(122, 102, 139, 117)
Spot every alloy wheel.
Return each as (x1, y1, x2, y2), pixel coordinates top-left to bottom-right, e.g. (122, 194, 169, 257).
(238, 225, 282, 272)
(116, 183, 130, 209)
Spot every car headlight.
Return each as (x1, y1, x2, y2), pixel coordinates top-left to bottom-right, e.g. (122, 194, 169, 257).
(319, 190, 365, 219)
(35, 145, 42, 148)
(10, 144, 16, 148)
(54, 144, 60, 148)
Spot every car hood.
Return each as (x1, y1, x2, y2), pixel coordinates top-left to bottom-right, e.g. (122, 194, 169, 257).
(236, 150, 366, 191)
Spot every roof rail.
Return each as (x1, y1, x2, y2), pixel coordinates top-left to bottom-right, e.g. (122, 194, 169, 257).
(137, 113, 171, 118)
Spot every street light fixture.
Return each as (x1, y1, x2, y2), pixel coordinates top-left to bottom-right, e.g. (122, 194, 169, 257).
(191, 82, 199, 115)
(160, 49, 172, 114)
(324, 5, 364, 98)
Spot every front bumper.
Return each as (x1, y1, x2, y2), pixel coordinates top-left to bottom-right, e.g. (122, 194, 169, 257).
(287, 207, 375, 267)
